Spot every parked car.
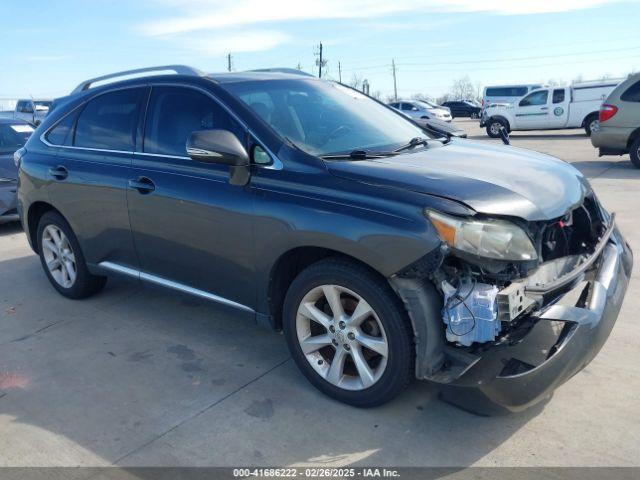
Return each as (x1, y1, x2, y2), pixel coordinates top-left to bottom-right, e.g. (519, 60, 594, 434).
(0, 99, 52, 126)
(441, 100, 481, 119)
(481, 80, 622, 138)
(1, 119, 34, 222)
(481, 84, 544, 114)
(591, 73, 640, 168)
(17, 65, 631, 413)
(388, 100, 452, 122)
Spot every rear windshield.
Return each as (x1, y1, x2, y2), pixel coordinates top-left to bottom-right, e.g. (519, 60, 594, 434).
(0, 123, 33, 153)
(486, 87, 528, 97)
(223, 79, 430, 156)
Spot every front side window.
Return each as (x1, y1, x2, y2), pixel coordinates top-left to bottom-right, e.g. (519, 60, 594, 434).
(553, 89, 565, 104)
(621, 80, 640, 102)
(75, 88, 145, 150)
(223, 79, 429, 157)
(520, 90, 549, 107)
(143, 87, 242, 157)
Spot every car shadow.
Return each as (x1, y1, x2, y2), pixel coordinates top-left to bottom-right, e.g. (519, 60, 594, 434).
(0, 220, 22, 237)
(0, 253, 544, 468)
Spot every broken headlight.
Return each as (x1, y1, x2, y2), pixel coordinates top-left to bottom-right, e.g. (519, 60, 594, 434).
(426, 210, 537, 261)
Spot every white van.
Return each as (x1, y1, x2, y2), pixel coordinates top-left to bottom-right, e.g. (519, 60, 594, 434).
(482, 84, 543, 112)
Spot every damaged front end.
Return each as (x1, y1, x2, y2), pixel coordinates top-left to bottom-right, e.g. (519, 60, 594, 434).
(390, 194, 633, 414)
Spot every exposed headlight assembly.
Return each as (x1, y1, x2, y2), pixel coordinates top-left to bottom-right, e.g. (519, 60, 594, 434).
(426, 210, 537, 261)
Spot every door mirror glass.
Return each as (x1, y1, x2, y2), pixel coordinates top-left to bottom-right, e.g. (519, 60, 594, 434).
(187, 129, 249, 166)
(252, 145, 272, 165)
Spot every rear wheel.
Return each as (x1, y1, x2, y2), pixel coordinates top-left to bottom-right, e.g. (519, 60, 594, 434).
(630, 137, 640, 169)
(37, 211, 107, 299)
(487, 119, 507, 138)
(584, 114, 599, 136)
(283, 258, 414, 407)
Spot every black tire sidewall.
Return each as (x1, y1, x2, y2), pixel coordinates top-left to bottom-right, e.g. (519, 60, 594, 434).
(36, 211, 105, 299)
(630, 138, 640, 169)
(283, 260, 413, 407)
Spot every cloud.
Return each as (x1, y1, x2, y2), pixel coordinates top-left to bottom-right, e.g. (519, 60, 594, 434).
(185, 30, 291, 56)
(138, 0, 623, 36)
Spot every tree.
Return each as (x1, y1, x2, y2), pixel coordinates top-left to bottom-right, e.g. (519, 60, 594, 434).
(349, 74, 363, 91)
(448, 76, 476, 101)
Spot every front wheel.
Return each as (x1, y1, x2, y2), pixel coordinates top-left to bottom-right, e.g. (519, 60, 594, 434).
(487, 119, 506, 138)
(37, 211, 107, 299)
(283, 258, 414, 407)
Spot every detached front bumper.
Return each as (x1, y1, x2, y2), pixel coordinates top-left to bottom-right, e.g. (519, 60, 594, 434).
(0, 181, 19, 221)
(439, 228, 632, 414)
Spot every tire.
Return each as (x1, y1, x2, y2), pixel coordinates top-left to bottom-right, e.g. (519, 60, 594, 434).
(37, 211, 107, 299)
(584, 114, 599, 137)
(283, 258, 414, 407)
(486, 118, 506, 138)
(630, 137, 640, 169)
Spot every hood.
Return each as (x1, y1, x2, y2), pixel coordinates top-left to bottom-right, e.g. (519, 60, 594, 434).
(326, 139, 589, 221)
(0, 153, 18, 181)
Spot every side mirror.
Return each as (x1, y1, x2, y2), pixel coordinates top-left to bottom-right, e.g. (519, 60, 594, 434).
(187, 129, 250, 186)
(499, 126, 511, 145)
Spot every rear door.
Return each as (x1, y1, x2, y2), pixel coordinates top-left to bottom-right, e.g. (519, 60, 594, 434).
(44, 87, 146, 269)
(127, 85, 256, 310)
(514, 89, 550, 129)
(546, 88, 570, 128)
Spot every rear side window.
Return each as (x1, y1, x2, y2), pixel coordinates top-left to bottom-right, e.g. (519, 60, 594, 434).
(75, 88, 145, 150)
(621, 81, 640, 102)
(553, 89, 565, 104)
(45, 111, 78, 146)
(143, 87, 242, 157)
(486, 87, 528, 97)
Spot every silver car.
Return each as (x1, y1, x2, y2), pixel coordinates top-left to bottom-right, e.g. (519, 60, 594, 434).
(388, 100, 452, 122)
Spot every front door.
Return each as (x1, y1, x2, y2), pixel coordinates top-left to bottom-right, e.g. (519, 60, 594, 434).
(514, 89, 550, 129)
(127, 85, 256, 310)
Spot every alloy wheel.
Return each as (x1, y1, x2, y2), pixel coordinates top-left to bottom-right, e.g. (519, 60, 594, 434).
(295, 284, 388, 391)
(41, 225, 77, 288)
(590, 119, 599, 134)
(490, 122, 502, 136)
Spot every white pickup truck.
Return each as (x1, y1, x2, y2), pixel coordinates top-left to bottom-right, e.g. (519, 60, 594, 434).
(0, 99, 52, 126)
(480, 80, 621, 138)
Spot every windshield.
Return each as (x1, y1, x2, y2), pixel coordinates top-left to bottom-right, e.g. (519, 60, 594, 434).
(0, 124, 33, 154)
(223, 79, 430, 156)
(417, 100, 438, 109)
(33, 101, 52, 111)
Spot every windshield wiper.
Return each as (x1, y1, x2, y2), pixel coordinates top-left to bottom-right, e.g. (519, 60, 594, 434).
(393, 136, 430, 152)
(320, 150, 399, 160)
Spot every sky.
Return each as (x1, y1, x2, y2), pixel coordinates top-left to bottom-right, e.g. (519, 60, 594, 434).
(1, 0, 639, 100)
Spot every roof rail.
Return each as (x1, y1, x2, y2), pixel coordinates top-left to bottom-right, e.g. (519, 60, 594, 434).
(247, 68, 316, 77)
(71, 65, 204, 94)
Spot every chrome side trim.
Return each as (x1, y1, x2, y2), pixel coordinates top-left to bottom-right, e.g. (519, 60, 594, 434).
(98, 261, 254, 313)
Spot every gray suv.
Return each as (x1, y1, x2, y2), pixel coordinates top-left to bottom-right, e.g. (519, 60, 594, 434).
(591, 72, 640, 167)
(16, 66, 632, 413)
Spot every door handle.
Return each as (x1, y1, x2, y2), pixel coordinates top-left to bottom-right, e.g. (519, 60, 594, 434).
(128, 176, 156, 194)
(48, 165, 68, 180)
(540, 107, 549, 111)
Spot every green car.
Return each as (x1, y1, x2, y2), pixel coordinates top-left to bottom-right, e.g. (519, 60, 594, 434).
(591, 72, 640, 168)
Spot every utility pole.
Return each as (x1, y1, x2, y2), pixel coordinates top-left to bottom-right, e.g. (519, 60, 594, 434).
(296, 62, 302, 71)
(227, 53, 233, 72)
(317, 42, 323, 78)
(338, 61, 342, 83)
(391, 59, 398, 101)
